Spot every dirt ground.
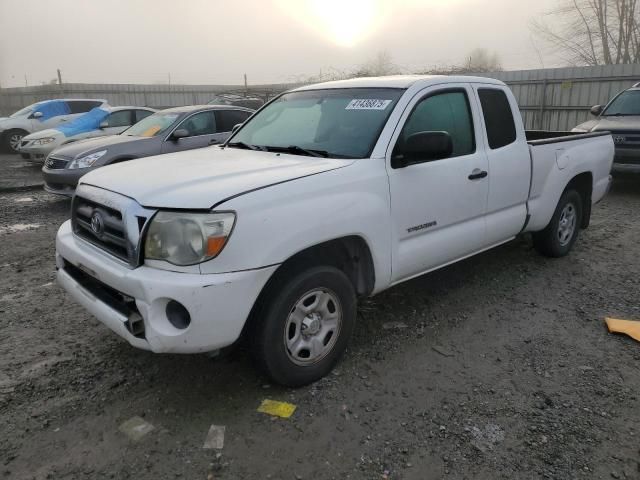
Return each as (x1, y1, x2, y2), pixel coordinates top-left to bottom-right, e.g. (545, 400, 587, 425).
(0, 155, 43, 191)
(1, 153, 639, 480)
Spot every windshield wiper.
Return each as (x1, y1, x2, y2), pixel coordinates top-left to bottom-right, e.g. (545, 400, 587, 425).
(226, 141, 262, 151)
(603, 113, 637, 117)
(263, 145, 330, 158)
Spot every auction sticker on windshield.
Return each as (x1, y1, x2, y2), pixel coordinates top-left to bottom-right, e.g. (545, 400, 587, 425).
(346, 99, 392, 110)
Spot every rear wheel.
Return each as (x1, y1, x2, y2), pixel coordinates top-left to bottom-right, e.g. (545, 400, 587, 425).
(2, 129, 28, 153)
(250, 266, 357, 387)
(533, 189, 583, 257)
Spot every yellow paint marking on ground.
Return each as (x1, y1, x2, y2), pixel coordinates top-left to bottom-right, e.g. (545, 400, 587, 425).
(605, 317, 640, 342)
(257, 399, 297, 418)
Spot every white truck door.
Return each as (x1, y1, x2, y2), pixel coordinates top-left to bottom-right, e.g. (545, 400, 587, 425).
(387, 84, 489, 283)
(473, 86, 530, 245)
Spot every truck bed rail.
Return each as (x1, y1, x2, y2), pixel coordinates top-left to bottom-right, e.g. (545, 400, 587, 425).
(526, 130, 611, 146)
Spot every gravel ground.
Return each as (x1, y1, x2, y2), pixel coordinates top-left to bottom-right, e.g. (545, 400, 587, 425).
(1, 165, 639, 480)
(0, 153, 44, 191)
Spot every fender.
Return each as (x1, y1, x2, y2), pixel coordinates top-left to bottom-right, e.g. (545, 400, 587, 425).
(199, 160, 394, 293)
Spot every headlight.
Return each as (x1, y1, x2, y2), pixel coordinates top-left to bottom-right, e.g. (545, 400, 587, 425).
(144, 211, 236, 265)
(33, 137, 55, 146)
(68, 150, 107, 169)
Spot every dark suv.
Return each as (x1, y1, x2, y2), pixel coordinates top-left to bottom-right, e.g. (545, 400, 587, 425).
(573, 83, 640, 173)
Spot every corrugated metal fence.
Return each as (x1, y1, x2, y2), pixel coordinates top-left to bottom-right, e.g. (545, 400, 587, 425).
(2, 64, 640, 130)
(0, 83, 300, 117)
(485, 64, 640, 130)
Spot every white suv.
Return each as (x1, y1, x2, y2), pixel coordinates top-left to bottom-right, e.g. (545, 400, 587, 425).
(0, 99, 107, 153)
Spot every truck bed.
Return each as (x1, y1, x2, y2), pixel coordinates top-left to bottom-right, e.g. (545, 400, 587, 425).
(524, 130, 614, 233)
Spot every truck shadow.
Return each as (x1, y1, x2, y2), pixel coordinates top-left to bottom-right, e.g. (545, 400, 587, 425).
(611, 172, 640, 195)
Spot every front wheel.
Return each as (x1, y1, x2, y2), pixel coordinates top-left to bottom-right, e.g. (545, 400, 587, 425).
(251, 266, 357, 387)
(533, 189, 583, 257)
(2, 129, 27, 153)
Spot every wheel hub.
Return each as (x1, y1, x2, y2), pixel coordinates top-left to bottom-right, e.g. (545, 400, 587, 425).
(283, 288, 343, 366)
(557, 202, 577, 246)
(302, 313, 322, 336)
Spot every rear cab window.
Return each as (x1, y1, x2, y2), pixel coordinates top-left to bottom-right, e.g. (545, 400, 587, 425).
(477, 88, 517, 149)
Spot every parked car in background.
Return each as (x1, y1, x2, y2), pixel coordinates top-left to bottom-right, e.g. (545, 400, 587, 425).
(55, 76, 613, 386)
(19, 106, 155, 162)
(42, 105, 254, 196)
(0, 99, 108, 153)
(208, 93, 264, 110)
(573, 83, 640, 173)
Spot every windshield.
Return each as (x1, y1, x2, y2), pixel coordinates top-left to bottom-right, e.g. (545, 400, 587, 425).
(10, 103, 38, 118)
(229, 88, 404, 158)
(603, 90, 640, 116)
(122, 111, 181, 137)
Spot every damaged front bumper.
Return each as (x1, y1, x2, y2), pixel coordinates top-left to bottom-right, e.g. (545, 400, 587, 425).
(56, 220, 277, 353)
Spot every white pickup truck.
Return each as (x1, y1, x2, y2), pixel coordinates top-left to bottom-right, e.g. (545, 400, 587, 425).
(55, 76, 614, 386)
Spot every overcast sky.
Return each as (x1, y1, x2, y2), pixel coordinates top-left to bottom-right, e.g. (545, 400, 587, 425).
(0, 0, 560, 87)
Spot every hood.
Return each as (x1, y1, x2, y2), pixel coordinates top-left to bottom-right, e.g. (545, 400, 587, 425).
(23, 128, 64, 141)
(576, 116, 640, 132)
(80, 147, 354, 209)
(52, 134, 152, 158)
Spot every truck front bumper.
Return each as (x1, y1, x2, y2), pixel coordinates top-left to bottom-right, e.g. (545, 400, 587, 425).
(613, 149, 640, 173)
(55, 220, 278, 354)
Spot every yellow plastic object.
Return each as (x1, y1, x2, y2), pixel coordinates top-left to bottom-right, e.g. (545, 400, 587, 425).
(141, 126, 161, 137)
(257, 399, 297, 418)
(605, 317, 640, 342)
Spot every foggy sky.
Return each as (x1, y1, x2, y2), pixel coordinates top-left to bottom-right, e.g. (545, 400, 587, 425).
(0, 0, 560, 88)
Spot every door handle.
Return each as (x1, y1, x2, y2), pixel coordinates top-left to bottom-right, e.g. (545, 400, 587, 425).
(468, 169, 488, 180)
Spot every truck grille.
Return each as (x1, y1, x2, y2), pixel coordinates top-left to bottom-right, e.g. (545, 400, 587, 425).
(609, 130, 640, 147)
(45, 156, 69, 170)
(73, 196, 129, 261)
(71, 184, 155, 268)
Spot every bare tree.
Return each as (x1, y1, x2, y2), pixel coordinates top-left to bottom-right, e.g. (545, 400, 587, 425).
(352, 51, 400, 77)
(463, 48, 503, 72)
(532, 0, 640, 65)
(417, 48, 503, 75)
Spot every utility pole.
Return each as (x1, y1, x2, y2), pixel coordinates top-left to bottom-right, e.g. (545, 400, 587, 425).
(244, 74, 248, 97)
(24, 74, 28, 87)
(57, 69, 62, 85)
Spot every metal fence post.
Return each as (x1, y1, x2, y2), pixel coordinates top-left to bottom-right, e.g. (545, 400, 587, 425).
(538, 79, 547, 130)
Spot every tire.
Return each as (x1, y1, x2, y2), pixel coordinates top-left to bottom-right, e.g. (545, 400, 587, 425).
(533, 189, 583, 258)
(250, 266, 357, 387)
(2, 129, 28, 154)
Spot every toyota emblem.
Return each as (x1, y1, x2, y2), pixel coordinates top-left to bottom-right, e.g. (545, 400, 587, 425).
(614, 135, 626, 144)
(90, 211, 104, 235)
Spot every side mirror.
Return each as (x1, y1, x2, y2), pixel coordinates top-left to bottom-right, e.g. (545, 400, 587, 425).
(231, 123, 242, 134)
(31, 111, 43, 119)
(99, 121, 109, 129)
(171, 129, 189, 141)
(590, 105, 604, 116)
(392, 131, 453, 168)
